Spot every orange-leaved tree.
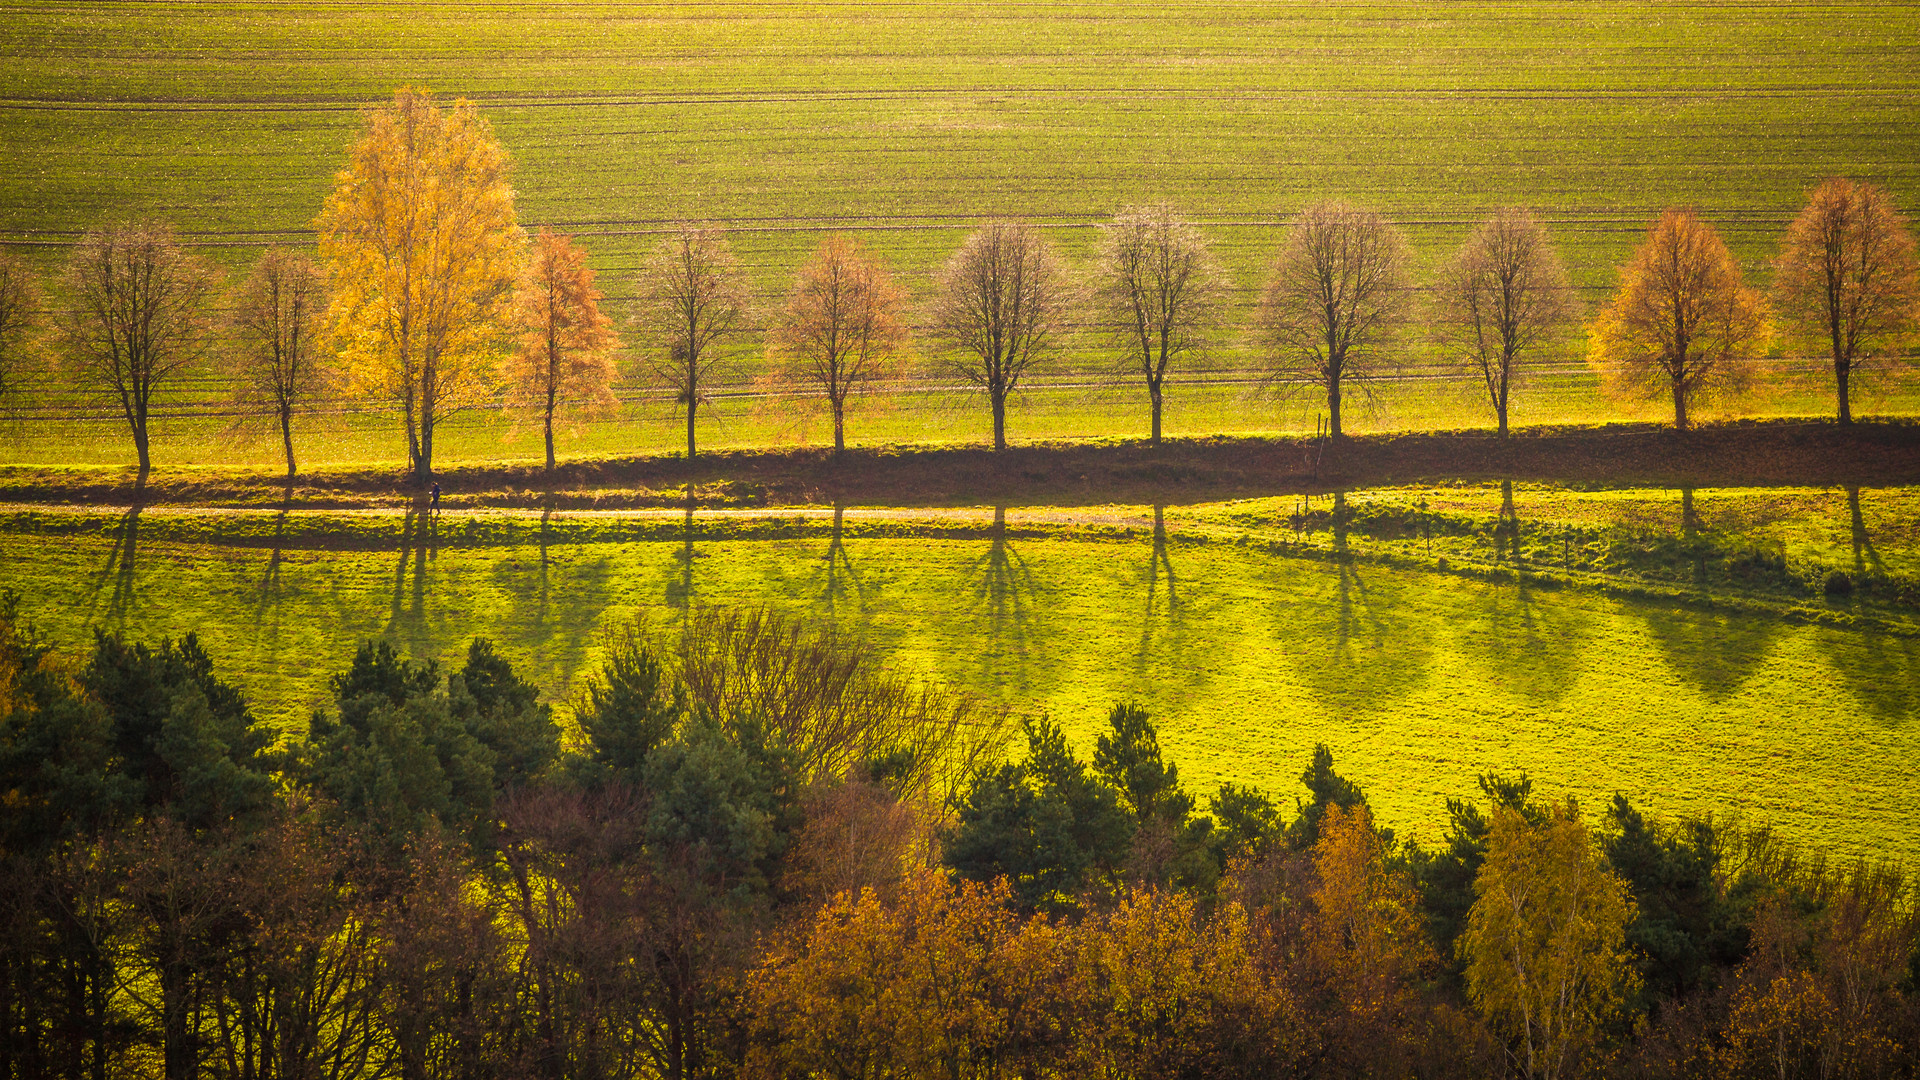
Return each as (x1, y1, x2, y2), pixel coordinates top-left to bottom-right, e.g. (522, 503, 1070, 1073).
(507, 228, 619, 472)
(1587, 209, 1771, 430)
(1307, 802, 1434, 1069)
(1775, 178, 1919, 425)
(770, 233, 907, 455)
(317, 86, 523, 485)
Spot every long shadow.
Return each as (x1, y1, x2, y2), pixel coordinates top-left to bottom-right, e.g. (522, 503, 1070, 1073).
(1680, 485, 1706, 585)
(815, 502, 872, 623)
(1278, 491, 1434, 713)
(385, 506, 436, 658)
(1848, 486, 1883, 577)
(256, 478, 295, 605)
(1638, 602, 1779, 702)
(491, 502, 617, 694)
(1459, 576, 1588, 707)
(968, 505, 1044, 692)
(89, 474, 147, 626)
(664, 484, 698, 639)
(1493, 479, 1521, 561)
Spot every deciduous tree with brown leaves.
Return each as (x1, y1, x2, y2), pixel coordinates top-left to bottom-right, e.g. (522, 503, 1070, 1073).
(61, 221, 214, 475)
(1435, 209, 1577, 437)
(931, 220, 1074, 452)
(1776, 178, 1919, 425)
(1095, 205, 1229, 445)
(317, 86, 523, 485)
(1587, 208, 1772, 430)
(631, 225, 750, 460)
(770, 234, 907, 455)
(227, 247, 329, 478)
(508, 228, 619, 472)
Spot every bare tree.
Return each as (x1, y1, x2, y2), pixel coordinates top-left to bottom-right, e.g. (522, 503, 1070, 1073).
(1776, 178, 1919, 425)
(1588, 208, 1772, 430)
(1256, 201, 1413, 439)
(61, 221, 214, 475)
(228, 247, 330, 478)
(1095, 205, 1229, 445)
(770, 233, 907, 454)
(632, 225, 750, 460)
(930, 220, 1074, 452)
(1434, 209, 1578, 438)
(0, 253, 38, 403)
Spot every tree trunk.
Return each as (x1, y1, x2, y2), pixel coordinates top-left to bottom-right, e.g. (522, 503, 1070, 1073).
(685, 399, 698, 460)
(544, 410, 557, 473)
(133, 417, 152, 476)
(1495, 371, 1510, 438)
(162, 957, 191, 1080)
(1671, 382, 1688, 431)
(1836, 360, 1853, 425)
(1149, 381, 1163, 445)
(833, 397, 846, 454)
(280, 403, 297, 478)
(1327, 380, 1343, 439)
(991, 392, 1007, 452)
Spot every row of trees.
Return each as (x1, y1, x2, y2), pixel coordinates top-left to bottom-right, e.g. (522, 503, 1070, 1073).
(2, 595, 1917, 1079)
(0, 88, 1915, 480)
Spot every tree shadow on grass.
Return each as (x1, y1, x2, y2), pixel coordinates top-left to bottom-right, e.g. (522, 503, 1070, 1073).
(1276, 493, 1434, 714)
(491, 504, 616, 695)
(812, 502, 874, 627)
(967, 505, 1048, 696)
(385, 507, 437, 659)
(88, 476, 146, 627)
(1637, 602, 1779, 703)
(1821, 624, 1918, 725)
(1457, 578, 1588, 708)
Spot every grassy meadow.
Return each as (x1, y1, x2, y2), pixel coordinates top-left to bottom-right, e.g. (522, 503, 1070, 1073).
(4, 1, 1920, 466)
(4, 485, 1916, 860)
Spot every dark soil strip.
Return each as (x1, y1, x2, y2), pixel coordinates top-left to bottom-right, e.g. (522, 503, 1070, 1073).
(5, 419, 1918, 512)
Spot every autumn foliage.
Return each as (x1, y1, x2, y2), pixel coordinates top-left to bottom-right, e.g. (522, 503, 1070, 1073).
(1587, 209, 1773, 430)
(508, 228, 620, 471)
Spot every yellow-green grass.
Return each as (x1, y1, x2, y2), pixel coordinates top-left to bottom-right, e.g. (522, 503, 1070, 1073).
(4, 1, 1920, 469)
(5, 491, 1915, 863)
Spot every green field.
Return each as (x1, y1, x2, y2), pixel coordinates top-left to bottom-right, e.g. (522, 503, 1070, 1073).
(4, 1, 1920, 467)
(5, 484, 1916, 861)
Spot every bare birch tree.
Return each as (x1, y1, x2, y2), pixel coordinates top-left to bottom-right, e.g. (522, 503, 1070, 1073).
(631, 225, 750, 460)
(60, 221, 214, 475)
(1776, 178, 1919, 425)
(930, 220, 1073, 452)
(770, 233, 907, 454)
(1095, 205, 1228, 445)
(228, 247, 330, 477)
(1435, 209, 1578, 437)
(1256, 201, 1413, 438)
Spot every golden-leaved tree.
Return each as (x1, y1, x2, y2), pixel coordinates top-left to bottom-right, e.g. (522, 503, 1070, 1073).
(1587, 208, 1771, 430)
(507, 228, 619, 472)
(1462, 801, 1639, 1080)
(317, 86, 523, 485)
